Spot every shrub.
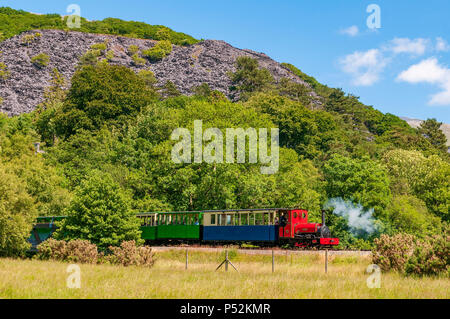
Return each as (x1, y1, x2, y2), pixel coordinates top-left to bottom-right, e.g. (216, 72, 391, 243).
(405, 234, 449, 276)
(90, 42, 107, 52)
(142, 40, 172, 62)
(79, 49, 101, 66)
(105, 50, 115, 61)
(21, 33, 40, 46)
(31, 53, 50, 68)
(106, 240, 155, 267)
(0, 62, 10, 80)
(372, 234, 416, 272)
(132, 53, 146, 66)
(128, 45, 139, 55)
(36, 239, 155, 267)
(35, 239, 99, 264)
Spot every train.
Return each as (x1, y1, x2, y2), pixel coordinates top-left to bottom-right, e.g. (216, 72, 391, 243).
(29, 208, 339, 249)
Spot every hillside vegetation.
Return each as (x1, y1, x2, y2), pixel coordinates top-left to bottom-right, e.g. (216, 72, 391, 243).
(0, 8, 448, 257)
(0, 7, 198, 45)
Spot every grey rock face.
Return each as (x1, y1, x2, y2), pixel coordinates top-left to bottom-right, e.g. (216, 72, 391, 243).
(0, 29, 314, 116)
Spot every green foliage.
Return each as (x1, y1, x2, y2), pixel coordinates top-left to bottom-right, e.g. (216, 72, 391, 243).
(31, 53, 50, 68)
(54, 173, 143, 249)
(127, 45, 139, 55)
(0, 7, 198, 45)
(132, 53, 146, 66)
(142, 40, 172, 62)
(418, 118, 448, 153)
(229, 56, 274, 100)
(383, 149, 449, 221)
(90, 41, 107, 52)
(105, 50, 115, 61)
(54, 63, 158, 138)
(386, 195, 441, 236)
(0, 62, 10, 80)
(163, 80, 181, 97)
(79, 49, 102, 66)
(0, 162, 37, 257)
(323, 154, 391, 216)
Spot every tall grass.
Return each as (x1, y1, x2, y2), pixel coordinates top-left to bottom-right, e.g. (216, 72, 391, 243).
(0, 250, 448, 299)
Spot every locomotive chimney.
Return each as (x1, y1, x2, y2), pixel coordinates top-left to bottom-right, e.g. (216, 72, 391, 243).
(321, 210, 326, 226)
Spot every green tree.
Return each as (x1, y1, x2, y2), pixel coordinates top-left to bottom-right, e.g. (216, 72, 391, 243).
(0, 163, 37, 257)
(228, 56, 274, 100)
(54, 63, 158, 138)
(418, 118, 448, 153)
(55, 173, 142, 249)
(323, 154, 391, 217)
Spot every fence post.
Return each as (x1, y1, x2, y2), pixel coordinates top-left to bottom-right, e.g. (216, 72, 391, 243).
(225, 250, 228, 272)
(325, 249, 328, 274)
(272, 250, 275, 273)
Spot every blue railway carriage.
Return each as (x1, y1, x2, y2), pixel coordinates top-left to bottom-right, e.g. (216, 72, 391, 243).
(202, 209, 279, 242)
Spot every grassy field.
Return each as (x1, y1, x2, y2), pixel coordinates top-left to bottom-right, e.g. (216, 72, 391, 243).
(0, 249, 448, 299)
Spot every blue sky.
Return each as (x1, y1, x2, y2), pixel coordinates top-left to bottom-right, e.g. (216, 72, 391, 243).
(3, 0, 450, 122)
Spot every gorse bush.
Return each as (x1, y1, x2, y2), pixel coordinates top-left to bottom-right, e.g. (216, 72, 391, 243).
(106, 240, 156, 267)
(405, 234, 449, 276)
(372, 234, 416, 272)
(372, 233, 449, 276)
(35, 239, 155, 267)
(35, 238, 98, 264)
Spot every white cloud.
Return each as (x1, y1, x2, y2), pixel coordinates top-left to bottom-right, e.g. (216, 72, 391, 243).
(339, 49, 389, 86)
(397, 57, 450, 105)
(387, 38, 430, 56)
(340, 25, 359, 37)
(436, 37, 450, 52)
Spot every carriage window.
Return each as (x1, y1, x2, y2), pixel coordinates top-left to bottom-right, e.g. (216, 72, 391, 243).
(226, 215, 232, 226)
(210, 214, 216, 225)
(240, 213, 248, 225)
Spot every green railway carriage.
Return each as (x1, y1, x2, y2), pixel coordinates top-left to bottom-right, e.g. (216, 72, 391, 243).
(28, 212, 205, 247)
(138, 211, 203, 241)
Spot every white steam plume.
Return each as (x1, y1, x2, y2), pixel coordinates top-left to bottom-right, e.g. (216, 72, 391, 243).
(324, 198, 379, 236)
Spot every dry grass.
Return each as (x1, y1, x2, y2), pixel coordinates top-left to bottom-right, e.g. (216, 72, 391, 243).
(0, 249, 448, 299)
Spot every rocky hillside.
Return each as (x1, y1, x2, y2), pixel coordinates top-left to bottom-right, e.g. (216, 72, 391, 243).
(0, 29, 314, 116)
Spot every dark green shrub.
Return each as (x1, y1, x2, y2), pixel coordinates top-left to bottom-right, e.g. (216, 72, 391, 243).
(31, 53, 50, 68)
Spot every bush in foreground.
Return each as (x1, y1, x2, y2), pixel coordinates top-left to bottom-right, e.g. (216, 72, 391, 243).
(35, 239, 155, 267)
(372, 233, 449, 276)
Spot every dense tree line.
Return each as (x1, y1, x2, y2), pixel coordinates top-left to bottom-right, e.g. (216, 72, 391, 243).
(0, 7, 198, 45)
(0, 44, 448, 256)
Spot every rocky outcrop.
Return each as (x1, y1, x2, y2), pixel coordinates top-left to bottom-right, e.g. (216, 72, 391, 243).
(0, 29, 315, 116)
